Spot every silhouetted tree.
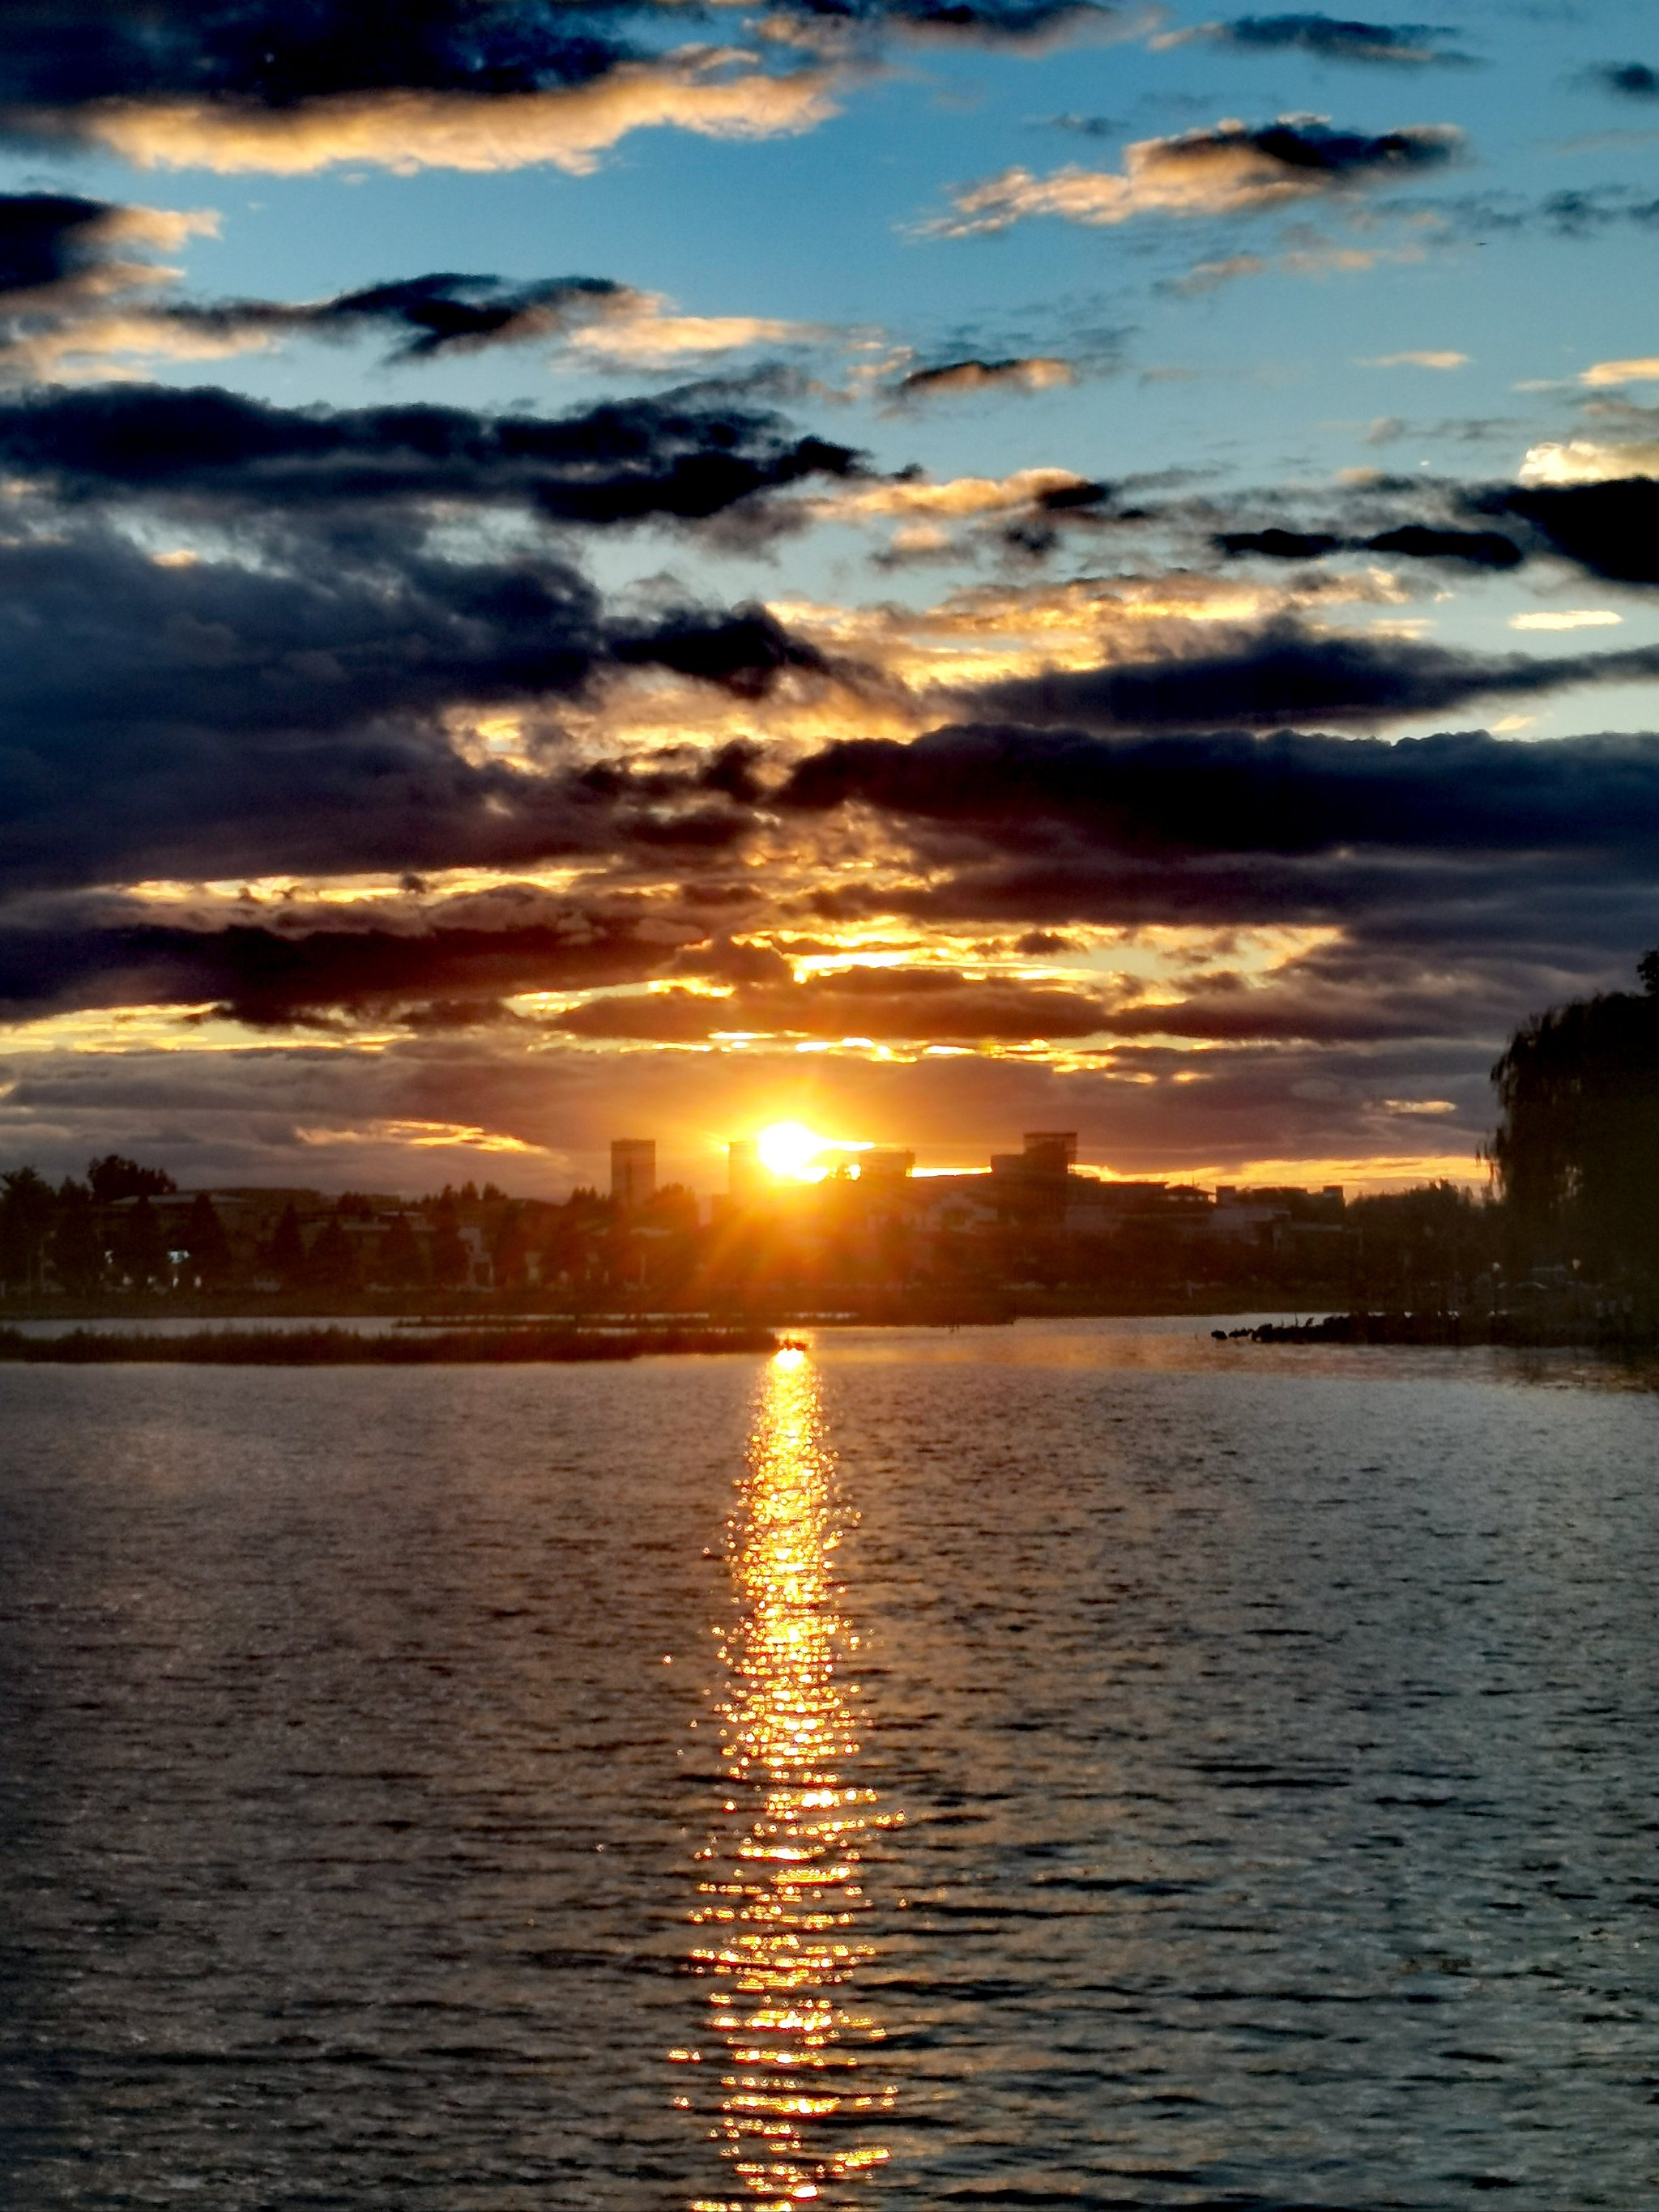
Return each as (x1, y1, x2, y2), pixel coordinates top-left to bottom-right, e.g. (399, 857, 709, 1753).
(305, 1208, 357, 1293)
(183, 1192, 233, 1288)
(51, 1178, 104, 1296)
(114, 1195, 168, 1289)
(87, 1155, 177, 1204)
(491, 1204, 531, 1289)
(1489, 950, 1659, 1276)
(429, 1198, 468, 1287)
(267, 1203, 305, 1287)
(382, 1212, 426, 1287)
(0, 1168, 56, 1293)
(1347, 1183, 1498, 1305)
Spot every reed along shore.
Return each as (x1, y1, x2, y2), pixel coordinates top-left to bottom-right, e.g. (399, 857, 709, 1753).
(0, 1325, 779, 1366)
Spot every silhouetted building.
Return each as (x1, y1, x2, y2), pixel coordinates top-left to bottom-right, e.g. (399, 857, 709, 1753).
(859, 1149, 915, 1183)
(1023, 1132, 1077, 1175)
(610, 1139, 656, 1213)
(1205, 1184, 1346, 1250)
(990, 1132, 1078, 1179)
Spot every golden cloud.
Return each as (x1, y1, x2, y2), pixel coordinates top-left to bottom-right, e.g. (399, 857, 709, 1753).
(1508, 608, 1622, 631)
(771, 567, 1402, 691)
(928, 117, 1461, 237)
(565, 297, 817, 364)
(0, 308, 277, 382)
(41, 58, 847, 176)
(1579, 356, 1659, 388)
(808, 467, 1098, 522)
(1362, 349, 1469, 369)
(1518, 437, 1659, 484)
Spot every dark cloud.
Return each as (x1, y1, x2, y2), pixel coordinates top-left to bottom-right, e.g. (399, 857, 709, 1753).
(0, 525, 812, 893)
(557, 966, 1119, 1042)
(22, 718, 1659, 1041)
(1044, 112, 1123, 138)
(0, 0, 1114, 129)
(1169, 114, 1461, 181)
(0, 191, 139, 300)
(787, 0, 1120, 37)
(670, 935, 795, 987)
(895, 355, 1074, 400)
(1216, 522, 1521, 567)
(0, 2, 637, 114)
(1581, 62, 1659, 100)
(1473, 478, 1659, 586)
(778, 727, 1659, 1034)
(0, 383, 863, 530)
(810, 843, 1659, 961)
(0, 198, 663, 378)
(0, 192, 822, 386)
(0, 909, 692, 1025)
(162, 272, 636, 361)
(1362, 522, 1523, 567)
(1535, 187, 1659, 235)
(1204, 472, 1659, 586)
(780, 723, 1659, 859)
(612, 604, 828, 695)
(1388, 185, 1659, 244)
(1192, 14, 1472, 66)
(1215, 526, 1346, 559)
(962, 619, 1659, 731)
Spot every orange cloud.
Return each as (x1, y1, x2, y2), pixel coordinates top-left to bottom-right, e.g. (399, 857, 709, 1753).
(928, 114, 1461, 236)
(37, 58, 848, 176)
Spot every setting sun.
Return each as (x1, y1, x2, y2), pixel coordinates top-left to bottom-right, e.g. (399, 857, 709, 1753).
(757, 1121, 834, 1181)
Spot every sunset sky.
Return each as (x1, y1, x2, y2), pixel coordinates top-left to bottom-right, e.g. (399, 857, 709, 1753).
(3, 0, 1659, 1195)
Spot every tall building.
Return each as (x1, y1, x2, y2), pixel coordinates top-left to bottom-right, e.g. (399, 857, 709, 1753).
(610, 1139, 655, 1213)
(1022, 1132, 1077, 1177)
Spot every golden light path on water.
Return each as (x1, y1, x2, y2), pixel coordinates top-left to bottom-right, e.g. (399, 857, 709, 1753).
(678, 1345, 900, 2210)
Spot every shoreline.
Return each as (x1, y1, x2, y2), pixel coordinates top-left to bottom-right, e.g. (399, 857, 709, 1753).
(5, 1307, 1653, 1361)
(0, 1324, 780, 1366)
(1236, 1310, 1659, 1351)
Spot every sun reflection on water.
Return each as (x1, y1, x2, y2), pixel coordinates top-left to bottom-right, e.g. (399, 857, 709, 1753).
(680, 1345, 898, 2210)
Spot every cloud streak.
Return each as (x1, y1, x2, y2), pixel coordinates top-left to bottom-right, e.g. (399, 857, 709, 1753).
(0, 195, 835, 381)
(894, 354, 1076, 399)
(928, 114, 1461, 234)
(36, 62, 850, 177)
(1171, 15, 1473, 66)
(0, 383, 864, 528)
(779, 722, 1659, 857)
(960, 617, 1659, 729)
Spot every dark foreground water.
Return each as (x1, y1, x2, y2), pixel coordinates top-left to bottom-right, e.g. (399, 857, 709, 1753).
(1, 1322, 1657, 2210)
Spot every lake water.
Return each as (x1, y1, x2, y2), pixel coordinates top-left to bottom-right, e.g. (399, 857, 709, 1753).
(1, 1320, 1656, 2210)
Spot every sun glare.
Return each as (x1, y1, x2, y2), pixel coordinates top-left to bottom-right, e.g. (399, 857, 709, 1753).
(757, 1121, 834, 1181)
